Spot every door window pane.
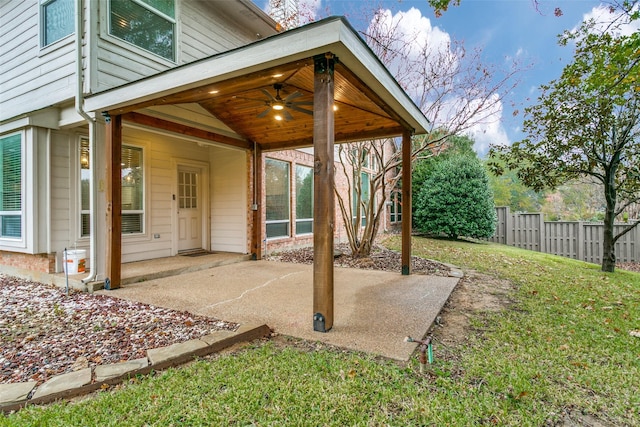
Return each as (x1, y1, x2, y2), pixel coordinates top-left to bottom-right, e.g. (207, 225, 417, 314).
(179, 171, 197, 209)
(265, 158, 290, 238)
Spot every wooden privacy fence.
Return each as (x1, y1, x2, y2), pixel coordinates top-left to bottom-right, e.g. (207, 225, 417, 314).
(489, 207, 640, 264)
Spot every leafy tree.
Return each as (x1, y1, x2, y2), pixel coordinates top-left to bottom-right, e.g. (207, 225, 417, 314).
(488, 12, 640, 272)
(414, 155, 496, 239)
(426, 0, 623, 18)
(485, 159, 544, 212)
(334, 8, 521, 257)
(541, 179, 605, 221)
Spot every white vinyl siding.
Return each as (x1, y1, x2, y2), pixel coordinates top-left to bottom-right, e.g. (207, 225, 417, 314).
(95, 1, 259, 91)
(0, 1, 76, 121)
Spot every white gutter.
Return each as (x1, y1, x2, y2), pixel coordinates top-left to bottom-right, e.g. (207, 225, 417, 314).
(75, 0, 97, 284)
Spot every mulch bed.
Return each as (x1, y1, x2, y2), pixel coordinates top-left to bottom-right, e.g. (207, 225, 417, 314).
(266, 243, 451, 276)
(0, 276, 236, 385)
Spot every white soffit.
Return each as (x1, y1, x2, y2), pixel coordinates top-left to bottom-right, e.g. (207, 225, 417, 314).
(84, 17, 429, 135)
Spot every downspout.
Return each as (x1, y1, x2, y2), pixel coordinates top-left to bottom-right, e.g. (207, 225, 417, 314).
(75, 0, 97, 284)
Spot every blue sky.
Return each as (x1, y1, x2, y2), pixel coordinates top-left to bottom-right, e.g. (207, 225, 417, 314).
(263, 0, 611, 154)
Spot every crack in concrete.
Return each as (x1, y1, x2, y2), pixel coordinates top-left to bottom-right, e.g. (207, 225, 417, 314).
(204, 271, 302, 308)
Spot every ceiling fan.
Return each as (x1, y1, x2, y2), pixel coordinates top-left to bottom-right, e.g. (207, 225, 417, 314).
(237, 84, 313, 121)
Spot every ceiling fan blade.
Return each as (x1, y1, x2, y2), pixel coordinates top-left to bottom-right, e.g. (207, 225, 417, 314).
(261, 89, 277, 102)
(257, 107, 271, 118)
(283, 110, 294, 121)
(288, 105, 313, 115)
(283, 91, 303, 102)
(290, 101, 314, 106)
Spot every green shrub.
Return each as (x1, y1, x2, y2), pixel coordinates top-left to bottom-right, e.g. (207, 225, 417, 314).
(414, 155, 496, 239)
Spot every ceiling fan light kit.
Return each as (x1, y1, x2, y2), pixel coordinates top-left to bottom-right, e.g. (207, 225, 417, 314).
(236, 83, 314, 122)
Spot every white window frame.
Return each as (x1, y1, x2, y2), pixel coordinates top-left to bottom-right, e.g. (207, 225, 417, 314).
(121, 143, 145, 235)
(77, 136, 91, 239)
(105, 0, 178, 63)
(40, 0, 75, 48)
(0, 131, 27, 249)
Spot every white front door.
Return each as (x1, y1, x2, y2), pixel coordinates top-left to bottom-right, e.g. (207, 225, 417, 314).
(177, 166, 202, 252)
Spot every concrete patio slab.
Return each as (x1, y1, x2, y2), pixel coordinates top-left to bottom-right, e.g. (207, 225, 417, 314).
(101, 260, 460, 361)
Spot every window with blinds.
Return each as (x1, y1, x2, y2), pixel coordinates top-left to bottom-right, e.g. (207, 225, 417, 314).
(121, 145, 144, 234)
(0, 134, 22, 239)
(80, 138, 91, 237)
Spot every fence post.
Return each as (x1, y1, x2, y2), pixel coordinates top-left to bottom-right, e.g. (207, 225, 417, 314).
(577, 222, 585, 261)
(635, 222, 640, 263)
(538, 212, 545, 253)
(505, 206, 513, 246)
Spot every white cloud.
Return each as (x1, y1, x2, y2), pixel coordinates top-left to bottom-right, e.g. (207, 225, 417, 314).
(367, 8, 512, 156)
(366, 7, 452, 84)
(580, 4, 640, 36)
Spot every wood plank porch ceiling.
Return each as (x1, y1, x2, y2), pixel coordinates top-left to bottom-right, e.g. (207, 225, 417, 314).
(114, 60, 407, 152)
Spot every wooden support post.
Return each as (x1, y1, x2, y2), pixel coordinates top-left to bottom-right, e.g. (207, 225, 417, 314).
(401, 129, 412, 275)
(251, 143, 263, 260)
(105, 114, 122, 289)
(313, 53, 335, 332)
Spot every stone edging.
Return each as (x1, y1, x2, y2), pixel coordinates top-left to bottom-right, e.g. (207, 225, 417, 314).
(0, 324, 271, 413)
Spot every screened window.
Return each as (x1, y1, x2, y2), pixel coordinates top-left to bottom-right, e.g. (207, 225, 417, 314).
(109, 0, 176, 61)
(41, 0, 74, 47)
(295, 165, 313, 235)
(265, 159, 290, 239)
(80, 138, 90, 237)
(121, 146, 144, 234)
(0, 134, 22, 239)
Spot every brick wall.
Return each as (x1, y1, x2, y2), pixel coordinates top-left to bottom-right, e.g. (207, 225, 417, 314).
(0, 251, 55, 273)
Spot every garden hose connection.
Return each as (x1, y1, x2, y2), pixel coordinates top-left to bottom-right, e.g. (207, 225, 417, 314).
(405, 335, 433, 373)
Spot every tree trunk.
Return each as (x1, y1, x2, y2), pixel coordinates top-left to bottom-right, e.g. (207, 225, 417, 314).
(601, 152, 619, 273)
(601, 206, 616, 272)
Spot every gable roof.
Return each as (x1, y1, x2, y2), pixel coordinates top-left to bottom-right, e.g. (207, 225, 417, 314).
(85, 17, 429, 150)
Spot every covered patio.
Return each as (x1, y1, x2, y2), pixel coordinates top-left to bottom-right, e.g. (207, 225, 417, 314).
(99, 257, 460, 361)
(85, 17, 430, 333)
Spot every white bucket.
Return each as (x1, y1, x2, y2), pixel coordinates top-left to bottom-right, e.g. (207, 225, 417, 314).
(64, 249, 87, 274)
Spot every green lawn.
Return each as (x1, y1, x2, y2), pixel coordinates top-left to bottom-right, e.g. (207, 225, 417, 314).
(3, 237, 639, 426)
